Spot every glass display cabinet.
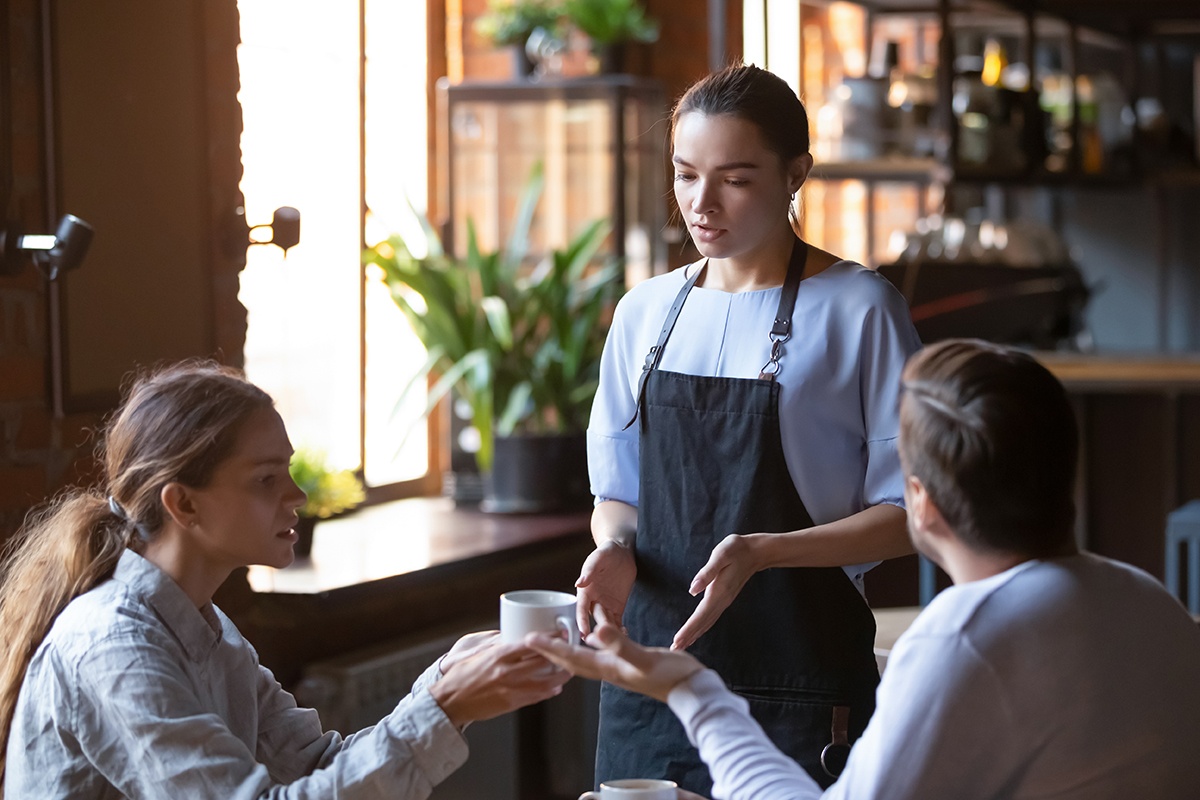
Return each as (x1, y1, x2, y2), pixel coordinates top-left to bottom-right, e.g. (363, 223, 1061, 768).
(436, 75, 669, 285)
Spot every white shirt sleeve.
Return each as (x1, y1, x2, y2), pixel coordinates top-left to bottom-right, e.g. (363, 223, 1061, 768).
(668, 670, 824, 800)
(668, 630, 1020, 800)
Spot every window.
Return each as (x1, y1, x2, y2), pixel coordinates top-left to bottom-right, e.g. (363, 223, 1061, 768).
(237, 0, 436, 497)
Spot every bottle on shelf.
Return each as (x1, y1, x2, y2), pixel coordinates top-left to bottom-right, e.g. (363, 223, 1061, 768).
(1037, 48, 1074, 173)
(884, 40, 938, 158)
(952, 34, 1030, 173)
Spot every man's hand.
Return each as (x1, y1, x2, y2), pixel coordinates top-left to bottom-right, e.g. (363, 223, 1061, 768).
(527, 609, 704, 704)
(672, 534, 762, 651)
(575, 539, 637, 637)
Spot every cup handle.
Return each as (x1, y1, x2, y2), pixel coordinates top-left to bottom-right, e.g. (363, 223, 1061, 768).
(578, 793, 599, 800)
(558, 615, 580, 646)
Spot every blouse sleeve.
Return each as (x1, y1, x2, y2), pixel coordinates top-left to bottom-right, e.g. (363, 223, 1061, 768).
(858, 277, 922, 510)
(587, 293, 642, 507)
(72, 632, 466, 799)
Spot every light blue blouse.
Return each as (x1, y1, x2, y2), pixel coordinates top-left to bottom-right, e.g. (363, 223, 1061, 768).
(588, 259, 922, 584)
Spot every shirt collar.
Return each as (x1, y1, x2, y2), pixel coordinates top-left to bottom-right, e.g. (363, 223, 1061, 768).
(113, 549, 223, 661)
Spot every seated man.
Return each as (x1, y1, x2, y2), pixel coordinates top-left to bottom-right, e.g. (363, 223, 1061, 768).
(532, 339, 1200, 799)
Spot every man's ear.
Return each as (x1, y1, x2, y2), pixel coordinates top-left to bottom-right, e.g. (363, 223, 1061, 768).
(908, 475, 952, 542)
(160, 482, 198, 529)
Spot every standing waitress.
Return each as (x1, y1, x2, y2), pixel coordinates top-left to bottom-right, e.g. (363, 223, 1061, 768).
(577, 64, 921, 796)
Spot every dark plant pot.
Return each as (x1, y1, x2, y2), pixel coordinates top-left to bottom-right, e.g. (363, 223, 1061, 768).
(443, 469, 486, 508)
(513, 44, 536, 79)
(482, 432, 592, 514)
(596, 43, 627, 74)
(293, 515, 317, 558)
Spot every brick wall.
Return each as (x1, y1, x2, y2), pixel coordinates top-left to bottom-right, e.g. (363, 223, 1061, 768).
(0, 0, 246, 542)
(1, 0, 72, 538)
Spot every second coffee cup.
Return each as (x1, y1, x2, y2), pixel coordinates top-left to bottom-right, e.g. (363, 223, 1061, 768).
(579, 778, 679, 799)
(499, 589, 579, 645)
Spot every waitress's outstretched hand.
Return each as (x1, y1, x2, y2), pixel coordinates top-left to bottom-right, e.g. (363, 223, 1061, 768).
(527, 608, 704, 703)
(575, 539, 637, 637)
(672, 533, 764, 651)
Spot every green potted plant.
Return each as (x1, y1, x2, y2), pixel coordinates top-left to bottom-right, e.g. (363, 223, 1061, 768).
(560, 0, 659, 73)
(475, 0, 562, 78)
(288, 448, 366, 557)
(363, 164, 622, 512)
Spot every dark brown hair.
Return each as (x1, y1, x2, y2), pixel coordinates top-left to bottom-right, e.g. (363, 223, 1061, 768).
(671, 63, 811, 165)
(0, 361, 273, 785)
(899, 339, 1078, 557)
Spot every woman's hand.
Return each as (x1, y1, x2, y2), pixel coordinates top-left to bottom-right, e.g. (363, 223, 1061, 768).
(672, 533, 764, 652)
(440, 630, 499, 674)
(575, 539, 637, 637)
(528, 610, 704, 704)
(429, 640, 570, 729)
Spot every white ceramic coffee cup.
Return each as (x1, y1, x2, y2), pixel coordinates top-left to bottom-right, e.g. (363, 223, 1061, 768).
(578, 779, 678, 799)
(499, 589, 580, 645)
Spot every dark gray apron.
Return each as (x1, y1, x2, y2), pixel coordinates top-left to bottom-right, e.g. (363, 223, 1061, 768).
(595, 238, 880, 795)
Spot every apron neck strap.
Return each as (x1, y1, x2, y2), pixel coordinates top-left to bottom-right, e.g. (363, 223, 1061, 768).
(759, 237, 808, 381)
(772, 236, 808, 339)
(623, 259, 706, 430)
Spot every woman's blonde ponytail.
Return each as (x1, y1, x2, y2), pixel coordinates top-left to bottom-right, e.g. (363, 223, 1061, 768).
(0, 490, 134, 785)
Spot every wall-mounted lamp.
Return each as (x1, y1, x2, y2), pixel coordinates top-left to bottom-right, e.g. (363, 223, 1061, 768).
(247, 206, 301, 254)
(1, 214, 95, 280)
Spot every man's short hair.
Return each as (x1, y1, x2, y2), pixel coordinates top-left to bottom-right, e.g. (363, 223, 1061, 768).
(899, 339, 1078, 557)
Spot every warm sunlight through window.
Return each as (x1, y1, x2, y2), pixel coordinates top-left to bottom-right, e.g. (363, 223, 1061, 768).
(237, 1, 430, 489)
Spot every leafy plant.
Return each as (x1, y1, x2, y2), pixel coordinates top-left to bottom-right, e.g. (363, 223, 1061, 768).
(289, 448, 366, 519)
(561, 0, 659, 45)
(475, 0, 561, 47)
(364, 164, 622, 473)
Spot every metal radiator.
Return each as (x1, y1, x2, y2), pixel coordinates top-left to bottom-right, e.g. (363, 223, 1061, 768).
(293, 623, 519, 800)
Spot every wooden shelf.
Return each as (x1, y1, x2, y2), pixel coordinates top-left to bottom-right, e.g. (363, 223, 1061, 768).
(810, 158, 947, 183)
(808, 159, 1200, 188)
(1036, 352, 1200, 391)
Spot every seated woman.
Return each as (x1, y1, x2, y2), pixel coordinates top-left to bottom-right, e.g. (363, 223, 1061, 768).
(0, 361, 569, 798)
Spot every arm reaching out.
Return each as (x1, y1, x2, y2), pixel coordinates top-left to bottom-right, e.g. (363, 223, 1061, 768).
(430, 639, 571, 729)
(527, 610, 703, 703)
(530, 614, 825, 800)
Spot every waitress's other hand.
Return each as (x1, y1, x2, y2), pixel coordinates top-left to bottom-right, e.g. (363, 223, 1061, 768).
(672, 533, 763, 651)
(575, 539, 636, 637)
(527, 616, 703, 703)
